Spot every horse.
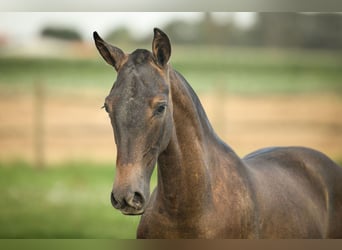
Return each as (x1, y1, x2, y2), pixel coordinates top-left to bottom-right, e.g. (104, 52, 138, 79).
(93, 28, 342, 238)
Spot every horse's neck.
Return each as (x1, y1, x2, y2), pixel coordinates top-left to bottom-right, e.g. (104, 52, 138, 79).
(156, 69, 243, 215)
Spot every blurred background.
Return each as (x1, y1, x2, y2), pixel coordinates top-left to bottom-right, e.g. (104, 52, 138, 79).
(0, 12, 341, 238)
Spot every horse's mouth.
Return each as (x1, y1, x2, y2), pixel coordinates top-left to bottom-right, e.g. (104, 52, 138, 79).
(111, 191, 146, 216)
(112, 202, 146, 216)
(120, 197, 146, 215)
(121, 208, 145, 216)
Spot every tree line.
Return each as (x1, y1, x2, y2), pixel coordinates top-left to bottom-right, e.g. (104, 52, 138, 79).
(41, 13, 342, 50)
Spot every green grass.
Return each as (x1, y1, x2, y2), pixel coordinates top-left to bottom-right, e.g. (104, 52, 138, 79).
(1, 46, 341, 95)
(0, 161, 158, 239)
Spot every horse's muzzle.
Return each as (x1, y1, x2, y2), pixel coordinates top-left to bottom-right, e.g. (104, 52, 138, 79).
(110, 191, 145, 215)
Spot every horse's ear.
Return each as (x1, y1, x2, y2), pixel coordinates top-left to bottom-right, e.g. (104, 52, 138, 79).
(152, 28, 171, 68)
(93, 31, 126, 71)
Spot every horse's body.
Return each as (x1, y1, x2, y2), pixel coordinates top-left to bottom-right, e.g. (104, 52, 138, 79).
(94, 28, 342, 238)
(137, 70, 342, 238)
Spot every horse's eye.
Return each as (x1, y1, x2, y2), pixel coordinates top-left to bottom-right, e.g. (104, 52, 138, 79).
(154, 104, 167, 116)
(102, 103, 110, 113)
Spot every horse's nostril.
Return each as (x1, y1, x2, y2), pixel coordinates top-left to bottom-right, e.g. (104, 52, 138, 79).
(110, 191, 121, 209)
(132, 192, 144, 209)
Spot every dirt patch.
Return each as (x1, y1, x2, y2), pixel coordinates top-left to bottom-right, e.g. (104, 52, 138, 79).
(0, 90, 341, 165)
(202, 92, 342, 159)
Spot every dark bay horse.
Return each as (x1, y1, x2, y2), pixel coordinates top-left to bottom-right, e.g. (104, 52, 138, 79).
(93, 28, 342, 238)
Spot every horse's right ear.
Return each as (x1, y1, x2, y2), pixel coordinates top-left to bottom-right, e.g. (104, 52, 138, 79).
(152, 28, 171, 68)
(93, 31, 126, 71)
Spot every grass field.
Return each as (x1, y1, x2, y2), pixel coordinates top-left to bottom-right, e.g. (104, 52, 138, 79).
(0, 46, 341, 238)
(0, 161, 158, 238)
(1, 46, 342, 94)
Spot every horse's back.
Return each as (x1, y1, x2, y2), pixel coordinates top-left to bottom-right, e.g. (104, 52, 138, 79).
(242, 146, 342, 238)
(244, 146, 342, 177)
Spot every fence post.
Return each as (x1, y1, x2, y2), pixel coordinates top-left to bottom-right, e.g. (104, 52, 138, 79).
(33, 81, 45, 168)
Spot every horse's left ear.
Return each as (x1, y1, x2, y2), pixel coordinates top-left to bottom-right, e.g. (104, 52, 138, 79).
(93, 31, 126, 71)
(152, 28, 171, 68)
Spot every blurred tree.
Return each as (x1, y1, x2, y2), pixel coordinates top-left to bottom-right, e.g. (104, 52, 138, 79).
(105, 26, 135, 45)
(163, 13, 237, 46)
(250, 13, 342, 49)
(198, 13, 232, 45)
(41, 26, 82, 41)
(299, 13, 342, 49)
(158, 12, 342, 50)
(163, 19, 201, 44)
(251, 13, 301, 47)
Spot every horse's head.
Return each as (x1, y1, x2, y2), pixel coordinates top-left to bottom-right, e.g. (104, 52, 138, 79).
(94, 28, 173, 215)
